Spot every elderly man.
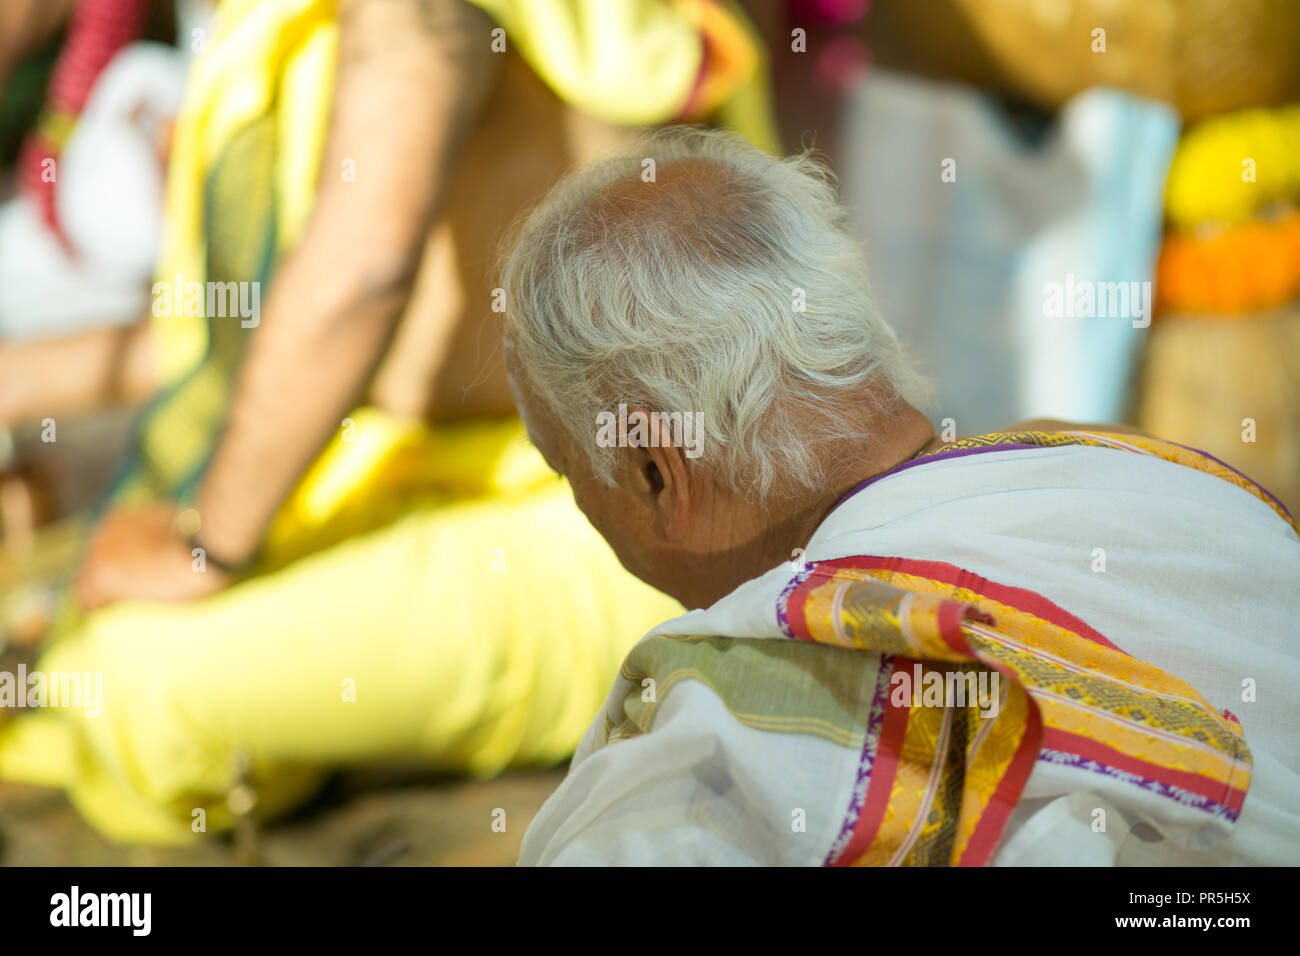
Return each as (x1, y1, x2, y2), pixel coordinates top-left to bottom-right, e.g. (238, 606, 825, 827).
(501, 127, 1300, 866)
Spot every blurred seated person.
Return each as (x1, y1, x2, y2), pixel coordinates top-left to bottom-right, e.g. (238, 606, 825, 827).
(0, 0, 776, 844)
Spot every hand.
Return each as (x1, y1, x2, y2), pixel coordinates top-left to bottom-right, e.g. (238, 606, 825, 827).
(75, 504, 232, 611)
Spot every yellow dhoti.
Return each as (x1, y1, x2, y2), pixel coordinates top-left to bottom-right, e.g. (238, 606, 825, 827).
(1, 413, 682, 844)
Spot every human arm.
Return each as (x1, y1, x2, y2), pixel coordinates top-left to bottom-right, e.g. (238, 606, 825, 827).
(75, 0, 500, 609)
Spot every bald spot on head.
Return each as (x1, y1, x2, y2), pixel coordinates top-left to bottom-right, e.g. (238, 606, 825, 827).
(579, 156, 777, 270)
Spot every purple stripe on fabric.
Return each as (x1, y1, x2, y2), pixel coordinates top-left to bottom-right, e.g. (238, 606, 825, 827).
(1035, 749, 1241, 824)
(831, 443, 1045, 515)
(831, 435, 1295, 527)
(775, 563, 815, 640)
(821, 655, 895, 866)
(1162, 439, 1295, 522)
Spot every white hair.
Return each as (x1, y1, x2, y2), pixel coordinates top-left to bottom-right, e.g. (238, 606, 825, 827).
(501, 126, 931, 502)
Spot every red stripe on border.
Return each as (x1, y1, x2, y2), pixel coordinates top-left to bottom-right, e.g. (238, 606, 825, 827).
(1042, 727, 1249, 813)
(936, 600, 970, 654)
(814, 555, 1125, 653)
(959, 692, 1044, 866)
(829, 657, 912, 866)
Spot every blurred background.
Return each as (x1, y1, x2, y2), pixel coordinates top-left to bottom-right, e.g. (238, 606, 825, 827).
(1, 0, 1297, 864)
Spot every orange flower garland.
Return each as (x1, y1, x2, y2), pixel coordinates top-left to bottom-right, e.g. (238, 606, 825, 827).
(1155, 209, 1300, 315)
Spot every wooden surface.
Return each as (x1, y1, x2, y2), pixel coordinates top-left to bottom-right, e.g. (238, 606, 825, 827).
(0, 769, 567, 867)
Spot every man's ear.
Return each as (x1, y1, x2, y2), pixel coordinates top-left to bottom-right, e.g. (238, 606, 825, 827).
(625, 406, 692, 541)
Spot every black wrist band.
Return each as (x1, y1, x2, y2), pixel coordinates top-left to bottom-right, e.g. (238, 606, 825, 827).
(188, 532, 249, 574)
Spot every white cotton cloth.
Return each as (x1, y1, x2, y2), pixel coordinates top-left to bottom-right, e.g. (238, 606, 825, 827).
(0, 42, 187, 342)
(519, 442, 1300, 865)
(839, 68, 1179, 429)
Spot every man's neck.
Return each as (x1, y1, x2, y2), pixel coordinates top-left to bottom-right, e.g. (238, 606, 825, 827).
(692, 406, 936, 608)
(781, 411, 937, 559)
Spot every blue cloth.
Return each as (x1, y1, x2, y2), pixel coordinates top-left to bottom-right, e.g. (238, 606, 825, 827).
(842, 68, 1179, 428)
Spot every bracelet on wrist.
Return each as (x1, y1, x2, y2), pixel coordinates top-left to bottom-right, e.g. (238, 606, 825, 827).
(187, 531, 250, 575)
